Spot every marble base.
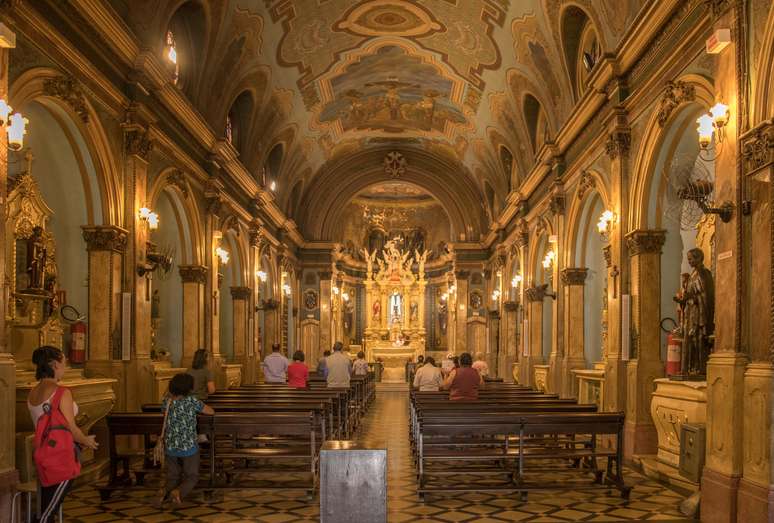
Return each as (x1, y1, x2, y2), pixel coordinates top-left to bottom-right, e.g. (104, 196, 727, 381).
(701, 467, 740, 523)
(649, 378, 707, 470)
(737, 478, 769, 523)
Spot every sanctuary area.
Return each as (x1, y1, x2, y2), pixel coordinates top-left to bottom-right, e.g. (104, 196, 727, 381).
(0, 1, 772, 522)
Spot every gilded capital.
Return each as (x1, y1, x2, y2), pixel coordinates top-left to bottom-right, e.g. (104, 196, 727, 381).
(179, 264, 208, 284)
(524, 285, 548, 302)
(230, 286, 251, 300)
(43, 75, 89, 123)
(504, 300, 519, 311)
(605, 130, 631, 159)
(741, 122, 774, 174)
(561, 268, 588, 286)
(124, 129, 153, 159)
(81, 225, 128, 253)
(626, 229, 667, 256)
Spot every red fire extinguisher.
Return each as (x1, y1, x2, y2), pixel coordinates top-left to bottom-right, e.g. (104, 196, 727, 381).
(61, 305, 87, 364)
(662, 318, 681, 376)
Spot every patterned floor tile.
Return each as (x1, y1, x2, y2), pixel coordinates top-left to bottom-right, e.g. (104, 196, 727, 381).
(60, 391, 695, 522)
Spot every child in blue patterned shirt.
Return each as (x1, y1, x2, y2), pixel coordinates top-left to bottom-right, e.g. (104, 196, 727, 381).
(156, 373, 214, 507)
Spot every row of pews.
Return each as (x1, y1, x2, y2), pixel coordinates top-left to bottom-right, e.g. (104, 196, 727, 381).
(100, 372, 375, 500)
(409, 383, 631, 501)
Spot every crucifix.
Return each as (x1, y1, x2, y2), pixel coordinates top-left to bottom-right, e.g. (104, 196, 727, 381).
(610, 265, 620, 299)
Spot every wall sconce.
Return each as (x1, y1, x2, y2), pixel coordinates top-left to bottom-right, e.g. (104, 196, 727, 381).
(542, 250, 556, 270)
(6, 111, 28, 151)
(449, 284, 457, 294)
(511, 274, 523, 288)
(332, 286, 340, 296)
(269, 180, 277, 191)
(342, 292, 350, 302)
(256, 270, 267, 282)
(215, 247, 229, 264)
(139, 207, 160, 230)
(697, 102, 729, 161)
(491, 289, 501, 302)
(282, 283, 291, 296)
(596, 210, 616, 242)
(440, 292, 448, 302)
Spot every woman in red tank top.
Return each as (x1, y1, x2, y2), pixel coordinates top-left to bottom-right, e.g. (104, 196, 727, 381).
(442, 352, 484, 400)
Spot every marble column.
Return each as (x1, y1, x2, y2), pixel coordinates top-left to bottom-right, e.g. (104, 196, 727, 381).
(178, 265, 207, 368)
(455, 271, 470, 354)
(503, 301, 519, 381)
(602, 104, 631, 416)
(82, 226, 128, 409)
(624, 229, 666, 458)
(548, 185, 566, 395)
(561, 268, 587, 398)
(231, 286, 250, 384)
(319, 271, 332, 350)
(122, 125, 154, 411)
(522, 286, 546, 387)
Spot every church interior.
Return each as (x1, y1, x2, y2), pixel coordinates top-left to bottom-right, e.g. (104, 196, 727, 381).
(0, 0, 772, 522)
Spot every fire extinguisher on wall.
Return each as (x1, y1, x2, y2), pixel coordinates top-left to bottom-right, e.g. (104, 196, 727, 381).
(61, 305, 87, 364)
(661, 318, 681, 376)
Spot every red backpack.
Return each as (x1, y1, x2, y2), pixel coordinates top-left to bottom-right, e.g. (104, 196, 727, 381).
(33, 386, 81, 486)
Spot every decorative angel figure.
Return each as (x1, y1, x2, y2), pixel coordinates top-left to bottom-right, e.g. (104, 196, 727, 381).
(361, 248, 376, 279)
(414, 249, 429, 277)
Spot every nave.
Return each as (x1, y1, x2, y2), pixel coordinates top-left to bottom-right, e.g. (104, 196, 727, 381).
(63, 391, 694, 523)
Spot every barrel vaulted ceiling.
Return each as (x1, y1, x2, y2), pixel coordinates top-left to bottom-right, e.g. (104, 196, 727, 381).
(118, 0, 644, 241)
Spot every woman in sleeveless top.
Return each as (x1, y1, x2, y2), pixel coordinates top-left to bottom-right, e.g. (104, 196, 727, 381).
(28, 346, 98, 522)
(442, 352, 484, 400)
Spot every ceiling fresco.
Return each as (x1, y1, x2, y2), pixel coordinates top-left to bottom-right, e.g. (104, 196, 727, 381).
(122, 0, 644, 238)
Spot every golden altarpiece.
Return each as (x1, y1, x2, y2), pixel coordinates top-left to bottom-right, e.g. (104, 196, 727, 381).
(362, 239, 428, 382)
(5, 164, 115, 484)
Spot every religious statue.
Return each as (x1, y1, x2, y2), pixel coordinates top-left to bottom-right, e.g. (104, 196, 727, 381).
(362, 248, 376, 279)
(410, 301, 418, 322)
(673, 248, 715, 377)
(414, 248, 429, 278)
(372, 300, 381, 322)
(26, 226, 47, 290)
(438, 301, 448, 334)
(343, 299, 354, 333)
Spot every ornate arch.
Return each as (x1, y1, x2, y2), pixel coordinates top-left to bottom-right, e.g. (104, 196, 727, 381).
(753, 4, 774, 123)
(10, 67, 122, 227)
(629, 74, 716, 230)
(564, 169, 611, 266)
(148, 168, 204, 265)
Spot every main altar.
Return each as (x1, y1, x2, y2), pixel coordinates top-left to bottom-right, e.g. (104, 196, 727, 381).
(363, 239, 427, 382)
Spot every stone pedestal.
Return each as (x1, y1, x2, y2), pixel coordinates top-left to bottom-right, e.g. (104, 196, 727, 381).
(639, 378, 706, 491)
(151, 360, 187, 402)
(533, 364, 549, 392)
(512, 361, 521, 384)
(221, 363, 243, 389)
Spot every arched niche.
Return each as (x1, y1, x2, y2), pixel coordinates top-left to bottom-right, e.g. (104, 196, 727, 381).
(8, 99, 105, 324)
(265, 143, 284, 190)
(630, 76, 717, 356)
(523, 94, 549, 154)
(287, 180, 303, 220)
(165, 1, 207, 97)
(226, 90, 254, 157)
(571, 190, 607, 365)
(499, 145, 514, 192)
(561, 6, 600, 100)
(218, 229, 245, 362)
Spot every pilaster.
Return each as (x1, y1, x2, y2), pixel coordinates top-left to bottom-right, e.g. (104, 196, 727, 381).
(319, 271, 332, 351)
(624, 229, 666, 458)
(178, 265, 207, 368)
(548, 181, 566, 395)
(523, 286, 546, 387)
(455, 270, 470, 353)
(561, 268, 587, 398)
(230, 286, 250, 385)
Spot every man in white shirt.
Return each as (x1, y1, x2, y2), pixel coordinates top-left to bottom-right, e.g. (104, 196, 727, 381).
(326, 342, 352, 388)
(262, 344, 289, 383)
(413, 356, 443, 391)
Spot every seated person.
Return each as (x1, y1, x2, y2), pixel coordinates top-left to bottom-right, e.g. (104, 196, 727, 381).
(287, 350, 309, 388)
(352, 351, 369, 376)
(472, 352, 489, 378)
(413, 356, 442, 391)
(316, 350, 331, 378)
(442, 352, 483, 400)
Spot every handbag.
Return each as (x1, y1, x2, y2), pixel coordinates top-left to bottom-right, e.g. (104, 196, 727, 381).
(33, 386, 81, 486)
(153, 398, 172, 466)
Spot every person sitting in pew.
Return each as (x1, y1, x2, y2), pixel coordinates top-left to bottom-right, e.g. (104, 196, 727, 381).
(326, 341, 351, 388)
(262, 343, 289, 383)
(156, 373, 214, 507)
(352, 351, 369, 376)
(413, 356, 443, 391)
(187, 349, 216, 400)
(288, 350, 310, 388)
(442, 352, 483, 400)
(316, 350, 331, 378)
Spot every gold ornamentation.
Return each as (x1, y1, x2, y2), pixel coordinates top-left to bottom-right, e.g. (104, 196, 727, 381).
(576, 171, 596, 200)
(43, 75, 89, 123)
(124, 130, 153, 159)
(561, 268, 588, 286)
(524, 284, 548, 302)
(230, 286, 251, 300)
(602, 245, 612, 268)
(178, 265, 208, 284)
(741, 123, 774, 174)
(81, 226, 128, 253)
(166, 170, 189, 198)
(383, 151, 407, 178)
(656, 81, 696, 127)
(626, 229, 667, 256)
(605, 130, 631, 159)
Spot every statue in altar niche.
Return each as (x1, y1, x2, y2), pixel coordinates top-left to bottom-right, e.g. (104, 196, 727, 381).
(410, 300, 418, 323)
(372, 299, 381, 322)
(26, 226, 47, 290)
(438, 301, 448, 334)
(673, 248, 715, 377)
(390, 292, 402, 324)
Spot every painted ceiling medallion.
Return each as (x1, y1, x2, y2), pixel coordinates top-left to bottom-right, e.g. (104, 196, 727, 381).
(338, 0, 442, 38)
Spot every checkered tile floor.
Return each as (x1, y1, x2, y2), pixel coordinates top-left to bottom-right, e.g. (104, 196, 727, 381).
(63, 392, 695, 522)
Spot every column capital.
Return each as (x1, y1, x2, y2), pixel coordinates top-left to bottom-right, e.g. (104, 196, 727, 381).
(230, 286, 251, 300)
(81, 225, 128, 252)
(626, 229, 666, 256)
(604, 129, 631, 160)
(124, 129, 153, 160)
(504, 301, 519, 311)
(741, 121, 774, 175)
(561, 268, 588, 285)
(179, 264, 208, 284)
(525, 285, 548, 302)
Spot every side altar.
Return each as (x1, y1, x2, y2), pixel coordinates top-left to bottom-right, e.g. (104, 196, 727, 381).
(362, 240, 427, 382)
